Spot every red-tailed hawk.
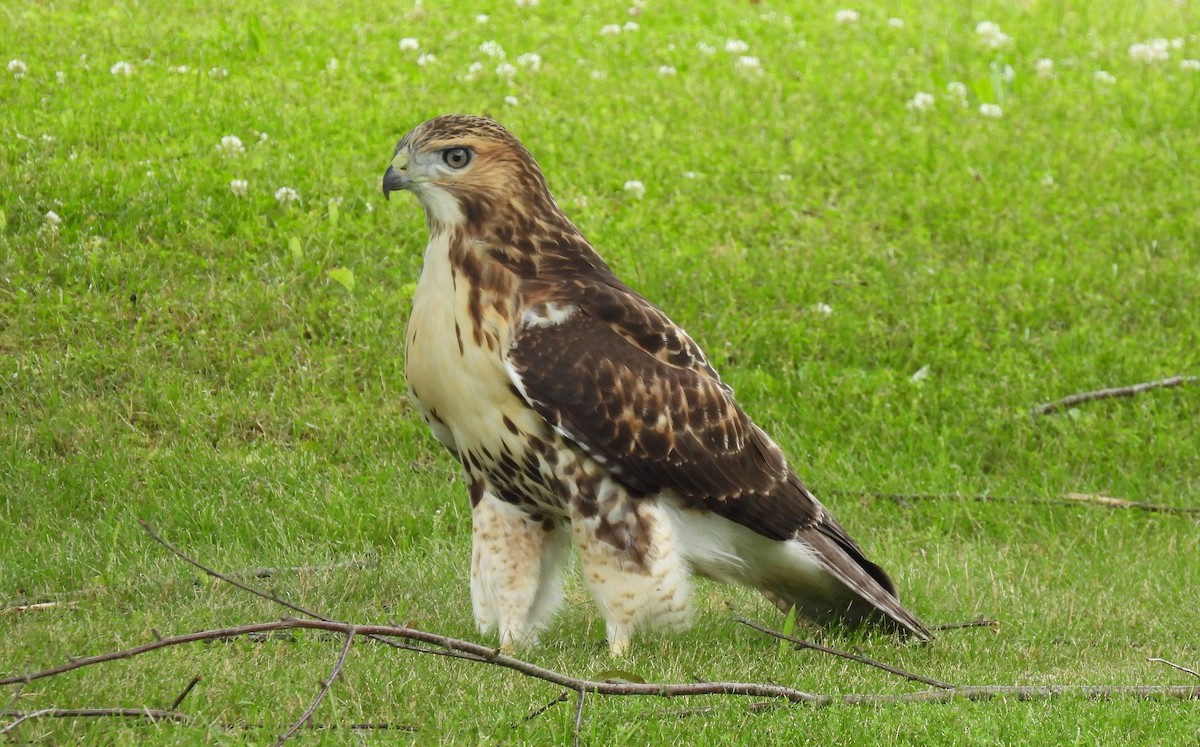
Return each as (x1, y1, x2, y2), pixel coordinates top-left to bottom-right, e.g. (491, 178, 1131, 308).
(383, 114, 930, 654)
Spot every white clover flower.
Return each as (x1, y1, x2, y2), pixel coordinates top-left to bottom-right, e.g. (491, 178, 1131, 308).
(326, 58, 339, 72)
(887, 17, 905, 29)
(417, 53, 437, 66)
(590, 70, 607, 80)
(476, 14, 490, 24)
(258, 132, 269, 143)
(110, 61, 134, 76)
(230, 179, 249, 196)
(906, 91, 935, 111)
(208, 67, 229, 79)
(1040, 174, 1055, 187)
(834, 9, 860, 24)
(274, 187, 299, 205)
(623, 180, 646, 198)
(735, 55, 762, 73)
(496, 62, 517, 79)
(479, 40, 505, 58)
(1170, 37, 1184, 49)
(218, 135, 246, 157)
(975, 21, 1011, 48)
(516, 0, 538, 7)
(504, 95, 519, 106)
(682, 171, 700, 179)
(776, 173, 793, 181)
(946, 81, 968, 103)
(464, 61, 485, 80)
(600, 24, 622, 36)
(658, 65, 677, 76)
(812, 302, 833, 315)
(55, 70, 65, 84)
(399, 37, 420, 51)
(1182, 59, 1200, 71)
(44, 210, 62, 229)
(697, 42, 716, 55)
(623, 21, 639, 32)
(1035, 58, 1054, 77)
(909, 365, 931, 383)
(1129, 39, 1170, 64)
(8, 59, 27, 79)
(975, 21, 1000, 36)
(628, 4, 643, 16)
(41, 134, 55, 143)
(169, 65, 190, 74)
(517, 52, 542, 71)
(1094, 70, 1116, 84)
(979, 103, 1003, 118)
(725, 39, 749, 54)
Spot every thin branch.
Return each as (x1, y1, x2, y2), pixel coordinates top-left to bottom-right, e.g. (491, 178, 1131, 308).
(0, 618, 820, 703)
(1030, 375, 1198, 416)
(1, 708, 192, 734)
(0, 708, 403, 733)
(138, 520, 334, 623)
(275, 630, 356, 745)
(733, 614, 955, 690)
(827, 489, 1200, 517)
(167, 675, 202, 711)
(828, 685, 1200, 705)
(138, 520, 489, 664)
(1148, 658, 1200, 680)
(930, 619, 1001, 631)
(572, 688, 587, 747)
(238, 557, 378, 579)
(522, 689, 571, 723)
(3, 618, 1199, 721)
(0, 601, 75, 616)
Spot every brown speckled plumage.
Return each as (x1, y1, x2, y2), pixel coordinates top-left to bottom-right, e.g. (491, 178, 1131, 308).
(385, 114, 930, 653)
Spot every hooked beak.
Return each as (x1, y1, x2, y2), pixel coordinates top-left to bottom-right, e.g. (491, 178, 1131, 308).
(382, 147, 412, 200)
(382, 165, 409, 200)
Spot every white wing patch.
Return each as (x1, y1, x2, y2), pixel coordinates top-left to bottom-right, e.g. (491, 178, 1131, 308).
(520, 302, 578, 329)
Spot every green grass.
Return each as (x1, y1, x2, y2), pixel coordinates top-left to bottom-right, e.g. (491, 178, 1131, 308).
(3, 0, 1199, 743)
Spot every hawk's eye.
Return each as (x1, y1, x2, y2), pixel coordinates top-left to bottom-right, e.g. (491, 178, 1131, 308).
(442, 147, 471, 169)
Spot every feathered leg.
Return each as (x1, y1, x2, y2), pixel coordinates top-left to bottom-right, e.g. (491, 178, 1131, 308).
(570, 478, 693, 655)
(470, 487, 569, 651)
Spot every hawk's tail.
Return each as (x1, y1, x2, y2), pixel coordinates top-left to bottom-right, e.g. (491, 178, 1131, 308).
(764, 529, 933, 642)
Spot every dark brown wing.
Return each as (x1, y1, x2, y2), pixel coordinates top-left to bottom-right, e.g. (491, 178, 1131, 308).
(508, 276, 829, 543)
(507, 276, 930, 639)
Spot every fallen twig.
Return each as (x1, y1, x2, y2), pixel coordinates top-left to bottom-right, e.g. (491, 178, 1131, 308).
(0, 601, 76, 616)
(523, 689, 571, 723)
(930, 619, 1001, 632)
(829, 490, 1200, 517)
(1147, 658, 1200, 680)
(238, 557, 379, 580)
(1030, 375, 1198, 416)
(167, 675, 202, 711)
(275, 631, 356, 745)
(1, 708, 192, 734)
(733, 615, 954, 689)
(572, 688, 587, 747)
(138, 520, 490, 664)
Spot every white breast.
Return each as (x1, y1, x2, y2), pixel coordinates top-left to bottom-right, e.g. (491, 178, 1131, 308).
(405, 232, 544, 458)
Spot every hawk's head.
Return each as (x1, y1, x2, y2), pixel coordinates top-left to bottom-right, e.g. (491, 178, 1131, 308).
(383, 114, 560, 234)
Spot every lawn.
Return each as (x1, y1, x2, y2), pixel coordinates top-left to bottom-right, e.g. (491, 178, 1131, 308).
(2, 0, 1199, 743)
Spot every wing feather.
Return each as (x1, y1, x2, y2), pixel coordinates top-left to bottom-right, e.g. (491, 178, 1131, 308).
(508, 278, 820, 542)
